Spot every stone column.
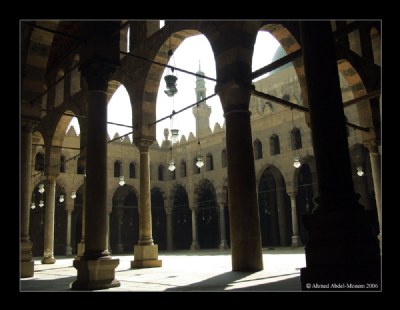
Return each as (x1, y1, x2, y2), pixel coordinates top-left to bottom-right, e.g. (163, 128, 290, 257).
(299, 21, 380, 290)
(75, 176, 86, 259)
(42, 175, 57, 264)
(71, 22, 121, 289)
(190, 207, 200, 250)
(366, 141, 382, 238)
(216, 81, 263, 271)
(65, 209, 73, 255)
(288, 192, 301, 247)
(218, 204, 229, 249)
(116, 203, 124, 253)
(21, 122, 34, 277)
(165, 206, 174, 251)
(131, 140, 162, 268)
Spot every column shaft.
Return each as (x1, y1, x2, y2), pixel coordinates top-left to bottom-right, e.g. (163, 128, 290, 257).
(84, 90, 110, 258)
(289, 193, 301, 247)
(76, 178, 86, 258)
(42, 177, 56, 264)
(217, 82, 263, 271)
(131, 141, 161, 268)
(190, 208, 199, 250)
(218, 204, 229, 249)
(137, 143, 153, 245)
(368, 142, 382, 236)
(21, 124, 34, 277)
(66, 209, 72, 255)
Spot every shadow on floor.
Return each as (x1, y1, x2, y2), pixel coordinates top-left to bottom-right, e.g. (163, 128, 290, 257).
(20, 275, 76, 292)
(165, 271, 301, 292)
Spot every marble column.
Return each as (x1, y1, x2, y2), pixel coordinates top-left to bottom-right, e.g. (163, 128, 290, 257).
(165, 206, 174, 251)
(288, 193, 301, 247)
(131, 140, 162, 268)
(65, 209, 73, 255)
(190, 207, 200, 250)
(21, 122, 34, 277)
(299, 21, 380, 290)
(71, 24, 121, 288)
(366, 141, 382, 239)
(218, 204, 229, 249)
(42, 175, 56, 264)
(216, 81, 263, 271)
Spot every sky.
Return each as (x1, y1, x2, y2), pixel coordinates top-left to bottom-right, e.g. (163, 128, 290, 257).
(67, 31, 280, 145)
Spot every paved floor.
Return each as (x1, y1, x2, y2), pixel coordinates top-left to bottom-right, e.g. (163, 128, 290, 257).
(20, 247, 306, 292)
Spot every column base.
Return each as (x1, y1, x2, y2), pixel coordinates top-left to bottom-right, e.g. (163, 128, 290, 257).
(190, 242, 200, 250)
(21, 240, 34, 278)
(219, 240, 229, 250)
(300, 207, 381, 290)
(65, 245, 72, 256)
(71, 258, 120, 290)
(131, 244, 162, 268)
(291, 235, 302, 247)
(21, 260, 34, 278)
(41, 255, 56, 264)
(75, 241, 85, 260)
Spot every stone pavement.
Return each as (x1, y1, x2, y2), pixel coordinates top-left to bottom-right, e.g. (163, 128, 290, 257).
(20, 247, 306, 292)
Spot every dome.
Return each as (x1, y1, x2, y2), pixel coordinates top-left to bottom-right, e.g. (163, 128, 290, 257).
(269, 45, 293, 75)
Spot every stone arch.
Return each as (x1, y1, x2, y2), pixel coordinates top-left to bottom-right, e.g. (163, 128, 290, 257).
(257, 164, 291, 247)
(131, 24, 215, 140)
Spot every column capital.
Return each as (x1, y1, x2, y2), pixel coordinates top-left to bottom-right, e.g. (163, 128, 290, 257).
(165, 207, 174, 215)
(364, 139, 380, 154)
(287, 191, 298, 199)
(215, 79, 254, 113)
(21, 120, 37, 132)
(135, 139, 154, 152)
(80, 60, 117, 91)
(45, 174, 58, 183)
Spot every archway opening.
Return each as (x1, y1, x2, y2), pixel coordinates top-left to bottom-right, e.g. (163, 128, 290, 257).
(197, 180, 218, 249)
(173, 185, 192, 250)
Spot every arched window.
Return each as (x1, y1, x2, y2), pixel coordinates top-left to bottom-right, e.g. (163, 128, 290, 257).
(180, 161, 187, 177)
(60, 155, 66, 173)
(170, 168, 176, 180)
(270, 134, 280, 156)
(254, 139, 263, 159)
(194, 158, 200, 175)
(206, 153, 214, 171)
(370, 27, 381, 65)
(129, 162, 136, 178)
(114, 160, 122, 177)
(77, 157, 85, 174)
(35, 153, 45, 171)
(291, 128, 302, 150)
(221, 149, 227, 168)
(158, 165, 165, 181)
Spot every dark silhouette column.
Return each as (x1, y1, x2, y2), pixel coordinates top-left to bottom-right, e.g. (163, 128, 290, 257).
(299, 21, 381, 290)
(218, 204, 229, 249)
(71, 21, 121, 290)
(21, 122, 34, 277)
(165, 206, 174, 251)
(131, 140, 162, 268)
(216, 80, 263, 271)
(42, 175, 57, 264)
(75, 175, 86, 259)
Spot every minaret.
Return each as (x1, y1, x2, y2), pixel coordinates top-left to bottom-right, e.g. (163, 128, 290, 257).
(192, 61, 211, 138)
